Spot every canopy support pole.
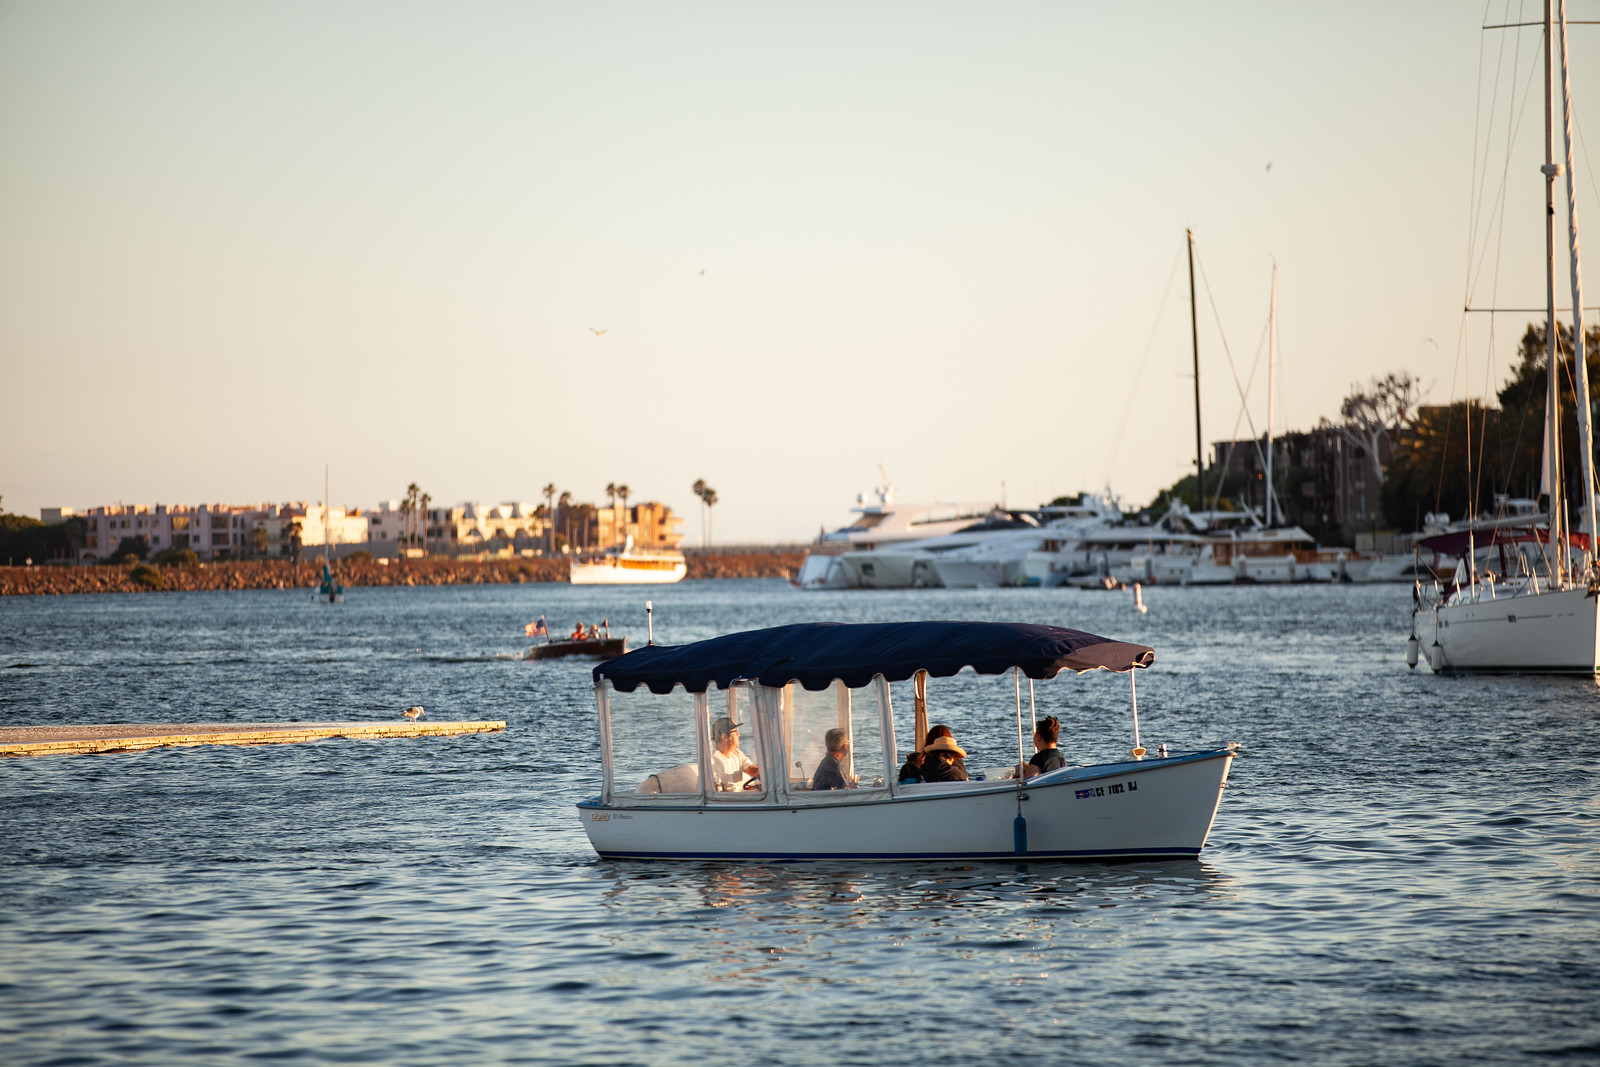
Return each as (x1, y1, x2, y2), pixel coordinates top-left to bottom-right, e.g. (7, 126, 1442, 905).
(1028, 678, 1036, 734)
(1013, 667, 1028, 855)
(1013, 669, 1026, 773)
(1130, 670, 1145, 760)
(913, 670, 928, 752)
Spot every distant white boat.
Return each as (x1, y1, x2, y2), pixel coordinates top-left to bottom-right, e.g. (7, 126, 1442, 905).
(794, 476, 1003, 589)
(570, 538, 687, 585)
(578, 620, 1238, 861)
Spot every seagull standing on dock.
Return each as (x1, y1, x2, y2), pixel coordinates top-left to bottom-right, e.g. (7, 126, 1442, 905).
(403, 706, 425, 720)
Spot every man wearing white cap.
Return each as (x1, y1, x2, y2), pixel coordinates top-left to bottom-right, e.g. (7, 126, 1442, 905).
(710, 716, 759, 791)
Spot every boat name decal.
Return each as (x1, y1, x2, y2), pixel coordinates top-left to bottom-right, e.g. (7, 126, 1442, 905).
(1075, 781, 1137, 800)
(589, 813, 611, 821)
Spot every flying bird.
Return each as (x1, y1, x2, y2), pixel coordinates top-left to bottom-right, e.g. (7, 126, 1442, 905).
(589, 327, 608, 336)
(1265, 162, 1273, 172)
(698, 269, 706, 275)
(403, 706, 425, 720)
(1423, 337, 1439, 348)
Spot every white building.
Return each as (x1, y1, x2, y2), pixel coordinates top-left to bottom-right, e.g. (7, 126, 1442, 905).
(63, 501, 368, 561)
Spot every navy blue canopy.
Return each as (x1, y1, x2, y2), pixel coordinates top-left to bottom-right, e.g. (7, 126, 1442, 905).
(594, 621, 1154, 694)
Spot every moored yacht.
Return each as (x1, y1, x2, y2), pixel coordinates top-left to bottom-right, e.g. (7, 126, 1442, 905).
(794, 478, 1002, 589)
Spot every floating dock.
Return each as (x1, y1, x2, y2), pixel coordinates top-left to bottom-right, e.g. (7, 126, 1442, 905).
(0, 720, 506, 758)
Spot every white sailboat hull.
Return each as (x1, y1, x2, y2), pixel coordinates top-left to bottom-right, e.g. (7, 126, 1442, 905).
(578, 750, 1234, 861)
(1414, 584, 1600, 673)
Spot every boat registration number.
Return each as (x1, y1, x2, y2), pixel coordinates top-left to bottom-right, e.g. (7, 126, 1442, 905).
(1075, 780, 1137, 800)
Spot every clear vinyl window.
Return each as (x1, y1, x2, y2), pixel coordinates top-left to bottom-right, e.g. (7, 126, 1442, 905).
(607, 684, 701, 796)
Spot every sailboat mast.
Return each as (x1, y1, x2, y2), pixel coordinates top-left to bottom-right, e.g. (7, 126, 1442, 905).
(324, 464, 330, 568)
(1544, 0, 1568, 583)
(1188, 230, 1205, 514)
(1267, 263, 1277, 527)
(1557, 0, 1597, 575)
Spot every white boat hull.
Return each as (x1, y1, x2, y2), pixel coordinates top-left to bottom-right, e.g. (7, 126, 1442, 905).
(577, 750, 1234, 861)
(1413, 584, 1600, 673)
(569, 557, 687, 585)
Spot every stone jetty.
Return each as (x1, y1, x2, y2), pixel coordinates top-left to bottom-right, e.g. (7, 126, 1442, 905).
(0, 550, 806, 596)
(0, 720, 507, 758)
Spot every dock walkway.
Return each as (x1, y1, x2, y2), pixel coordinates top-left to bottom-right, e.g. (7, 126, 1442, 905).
(0, 720, 506, 757)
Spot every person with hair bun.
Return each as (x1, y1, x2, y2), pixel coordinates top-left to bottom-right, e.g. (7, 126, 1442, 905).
(1024, 715, 1067, 778)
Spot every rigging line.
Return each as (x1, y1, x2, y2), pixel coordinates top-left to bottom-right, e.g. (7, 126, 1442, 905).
(1193, 248, 1273, 502)
(1484, 19, 1600, 27)
(1103, 248, 1183, 484)
(1571, 86, 1600, 261)
(1466, 0, 1510, 303)
(1433, 311, 1470, 521)
(1212, 311, 1274, 514)
(1480, 5, 1525, 510)
(1467, 28, 1545, 307)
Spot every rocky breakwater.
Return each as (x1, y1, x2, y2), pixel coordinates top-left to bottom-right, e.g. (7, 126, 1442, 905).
(2, 551, 805, 595)
(683, 550, 805, 580)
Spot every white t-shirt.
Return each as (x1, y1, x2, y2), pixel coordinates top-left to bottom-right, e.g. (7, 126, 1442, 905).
(710, 745, 753, 790)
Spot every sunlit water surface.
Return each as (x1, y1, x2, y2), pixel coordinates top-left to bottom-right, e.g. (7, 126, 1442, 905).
(1, 581, 1596, 1065)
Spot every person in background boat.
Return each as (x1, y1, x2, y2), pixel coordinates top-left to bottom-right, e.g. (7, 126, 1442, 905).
(809, 728, 851, 790)
(709, 716, 759, 791)
(1024, 715, 1067, 778)
(570, 621, 586, 641)
(897, 749, 924, 784)
(920, 726, 968, 782)
(586, 624, 601, 641)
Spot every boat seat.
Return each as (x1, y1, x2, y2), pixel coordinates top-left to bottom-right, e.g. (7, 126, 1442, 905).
(636, 762, 700, 794)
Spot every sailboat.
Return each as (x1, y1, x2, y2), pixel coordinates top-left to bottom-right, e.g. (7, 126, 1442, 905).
(1411, 0, 1599, 674)
(317, 465, 345, 604)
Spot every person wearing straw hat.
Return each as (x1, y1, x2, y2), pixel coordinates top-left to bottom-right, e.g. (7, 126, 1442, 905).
(920, 725, 968, 782)
(709, 715, 759, 791)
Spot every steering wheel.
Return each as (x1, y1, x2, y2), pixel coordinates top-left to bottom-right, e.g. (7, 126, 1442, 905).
(742, 775, 762, 791)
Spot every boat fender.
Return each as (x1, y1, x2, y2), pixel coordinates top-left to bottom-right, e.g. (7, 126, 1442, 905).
(1428, 642, 1445, 672)
(1405, 634, 1420, 669)
(1013, 812, 1028, 855)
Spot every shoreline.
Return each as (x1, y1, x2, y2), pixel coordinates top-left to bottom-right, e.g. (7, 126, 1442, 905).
(0, 551, 806, 596)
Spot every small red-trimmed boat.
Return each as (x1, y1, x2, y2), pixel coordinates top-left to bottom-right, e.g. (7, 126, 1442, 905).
(576, 621, 1239, 862)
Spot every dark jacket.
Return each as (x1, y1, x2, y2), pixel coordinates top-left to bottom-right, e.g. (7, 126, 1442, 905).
(1028, 748, 1067, 775)
(897, 752, 924, 783)
(921, 751, 968, 782)
(810, 751, 849, 791)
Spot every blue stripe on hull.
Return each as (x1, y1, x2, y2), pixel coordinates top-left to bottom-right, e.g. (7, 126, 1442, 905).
(595, 846, 1201, 862)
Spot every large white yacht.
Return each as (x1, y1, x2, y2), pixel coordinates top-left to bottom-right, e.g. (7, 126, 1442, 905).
(927, 495, 1124, 588)
(793, 479, 1003, 590)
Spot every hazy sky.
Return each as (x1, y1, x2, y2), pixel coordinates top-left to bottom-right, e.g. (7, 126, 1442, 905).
(4, 1, 1600, 542)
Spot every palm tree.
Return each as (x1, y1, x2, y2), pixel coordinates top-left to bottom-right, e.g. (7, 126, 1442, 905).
(558, 490, 572, 553)
(419, 492, 432, 555)
(692, 479, 708, 547)
(615, 484, 632, 546)
(249, 523, 269, 559)
(605, 482, 618, 509)
(542, 482, 556, 553)
(405, 482, 421, 547)
(702, 487, 718, 547)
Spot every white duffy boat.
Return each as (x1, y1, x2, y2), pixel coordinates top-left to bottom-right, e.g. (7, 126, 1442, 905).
(577, 621, 1238, 861)
(569, 538, 687, 585)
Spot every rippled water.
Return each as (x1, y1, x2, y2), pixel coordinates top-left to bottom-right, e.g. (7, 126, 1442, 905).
(1, 581, 1596, 1065)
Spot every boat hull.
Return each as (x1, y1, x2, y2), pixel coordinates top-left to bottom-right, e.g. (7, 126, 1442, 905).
(577, 749, 1234, 861)
(569, 557, 686, 585)
(1414, 584, 1600, 673)
(526, 638, 627, 660)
